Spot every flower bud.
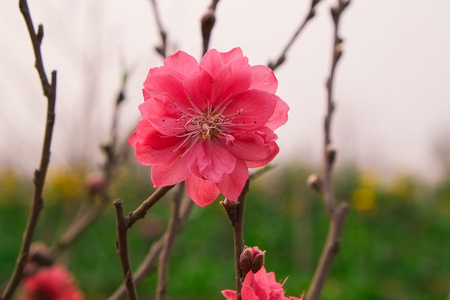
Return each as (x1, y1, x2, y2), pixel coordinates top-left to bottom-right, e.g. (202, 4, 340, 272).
(85, 172, 105, 197)
(240, 246, 265, 275)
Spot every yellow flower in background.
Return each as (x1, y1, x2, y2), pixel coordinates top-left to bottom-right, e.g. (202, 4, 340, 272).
(47, 168, 84, 200)
(352, 171, 378, 212)
(352, 187, 376, 211)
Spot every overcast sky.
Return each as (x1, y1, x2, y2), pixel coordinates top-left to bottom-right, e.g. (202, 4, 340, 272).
(1, 0, 450, 181)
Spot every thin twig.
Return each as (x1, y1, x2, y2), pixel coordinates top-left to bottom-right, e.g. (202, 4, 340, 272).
(268, 0, 322, 71)
(222, 179, 250, 300)
(114, 200, 139, 300)
(49, 71, 128, 259)
(156, 183, 185, 300)
(201, 0, 220, 56)
(0, 2, 57, 299)
(107, 194, 194, 300)
(126, 186, 175, 228)
(149, 0, 167, 58)
(305, 1, 350, 300)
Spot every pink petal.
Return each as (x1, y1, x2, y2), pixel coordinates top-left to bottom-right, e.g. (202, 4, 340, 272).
(265, 95, 289, 131)
(143, 73, 187, 104)
(193, 141, 237, 183)
(164, 50, 200, 78)
(139, 99, 186, 136)
(216, 160, 249, 201)
(185, 176, 221, 207)
(250, 65, 278, 94)
(219, 47, 245, 65)
(131, 118, 186, 164)
(221, 290, 237, 300)
(211, 59, 252, 108)
(255, 126, 279, 143)
(221, 132, 271, 162)
(241, 285, 258, 300)
(199, 49, 224, 76)
(246, 141, 279, 168)
(224, 90, 277, 131)
(183, 70, 213, 112)
(151, 156, 191, 187)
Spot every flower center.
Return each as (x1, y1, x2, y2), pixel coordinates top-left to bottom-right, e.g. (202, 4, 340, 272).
(170, 97, 240, 157)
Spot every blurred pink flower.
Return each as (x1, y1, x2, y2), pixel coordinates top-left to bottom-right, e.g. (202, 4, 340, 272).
(129, 47, 288, 206)
(222, 267, 302, 300)
(21, 265, 83, 300)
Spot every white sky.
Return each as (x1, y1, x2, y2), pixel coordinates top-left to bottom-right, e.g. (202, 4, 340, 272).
(1, 0, 450, 181)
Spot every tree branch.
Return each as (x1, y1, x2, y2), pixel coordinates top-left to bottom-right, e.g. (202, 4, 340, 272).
(149, 0, 167, 58)
(107, 192, 194, 300)
(268, 0, 322, 71)
(201, 0, 220, 56)
(222, 179, 250, 300)
(114, 200, 139, 300)
(155, 183, 185, 300)
(126, 186, 175, 228)
(305, 1, 350, 300)
(0, 2, 57, 299)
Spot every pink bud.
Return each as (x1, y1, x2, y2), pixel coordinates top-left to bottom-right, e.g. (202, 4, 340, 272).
(85, 172, 105, 197)
(239, 246, 265, 275)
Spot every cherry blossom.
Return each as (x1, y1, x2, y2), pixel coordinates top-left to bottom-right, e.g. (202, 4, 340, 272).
(222, 267, 303, 300)
(21, 265, 83, 300)
(129, 48, 288, 206)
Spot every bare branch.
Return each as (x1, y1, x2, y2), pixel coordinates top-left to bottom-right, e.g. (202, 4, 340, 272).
(114, 199, 139, 300)
(0, 2, 57, 299)
(201, 0, 221, 56)
(156, 183, 185, 300)
(107, 193, 194, 300)
(268, 0, 323, 71)
(221, 179, 250, 300)
(126, 186, 175, 228)
(149, 0, 168, 58)
(305, 1, 350, 300)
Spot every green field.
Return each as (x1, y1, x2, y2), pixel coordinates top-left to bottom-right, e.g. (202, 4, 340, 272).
(1, 163, 449, 299)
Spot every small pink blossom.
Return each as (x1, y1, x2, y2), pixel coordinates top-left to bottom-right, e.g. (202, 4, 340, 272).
(21, 265, 83, 300)
(222, 267, 303, 300)
(129, 47, 288, 206)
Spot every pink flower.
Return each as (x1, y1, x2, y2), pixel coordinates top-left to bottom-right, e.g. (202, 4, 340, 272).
(222, 267, 303, 300)
(21, 265, 83, 300)
(129, 48, 289, 206)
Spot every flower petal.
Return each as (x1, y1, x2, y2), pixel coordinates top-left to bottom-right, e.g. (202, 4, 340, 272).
(193, 141, 237, 183)
(211, 59, 252, 108)
(221, 132, 271, 162)
(129, 118, 182, 165)
(185, 176, 221, 207)
(151, 156, 191, 187)
(250, 65, 278, 94)
(183, 70, 213, 112)
(221, 290, 237, 300)
(216, 160, 249, 201)
(220, 47, 245, 65)
(246, 142, 279, 168)
(164, 50, 200, 78)
(143, 73, 187, 103)
(199, 49, 224, 76)
(224, 90, 277, 131)
(265, 95, 289, 130)
(139, 98, 187, 136)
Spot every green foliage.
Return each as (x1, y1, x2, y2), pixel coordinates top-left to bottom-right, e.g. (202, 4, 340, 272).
(0, 163, 449, 300)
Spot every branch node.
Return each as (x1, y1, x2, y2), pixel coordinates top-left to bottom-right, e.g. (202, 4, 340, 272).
(306, 174, 323, 193)
(36, 24, 43, 45)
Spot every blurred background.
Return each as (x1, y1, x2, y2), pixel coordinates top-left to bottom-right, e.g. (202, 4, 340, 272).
(0, 0, 449, 299)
